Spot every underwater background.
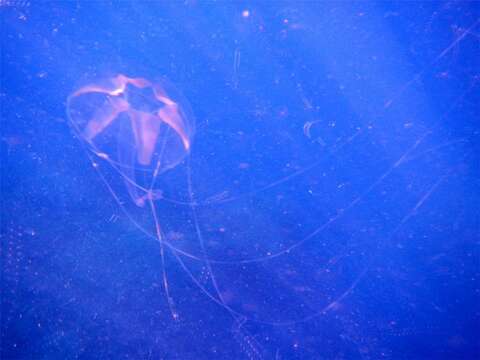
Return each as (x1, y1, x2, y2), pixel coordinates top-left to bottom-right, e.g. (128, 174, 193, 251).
(1, 2, 479, 359)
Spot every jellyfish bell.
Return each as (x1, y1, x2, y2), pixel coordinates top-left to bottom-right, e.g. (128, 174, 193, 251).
(66, 74, 195, 208)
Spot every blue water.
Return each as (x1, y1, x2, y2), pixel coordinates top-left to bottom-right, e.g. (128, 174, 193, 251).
(2, 2, 479, 359)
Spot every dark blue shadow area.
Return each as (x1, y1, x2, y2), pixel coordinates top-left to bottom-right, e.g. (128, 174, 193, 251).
(1, 2, 479, 359)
